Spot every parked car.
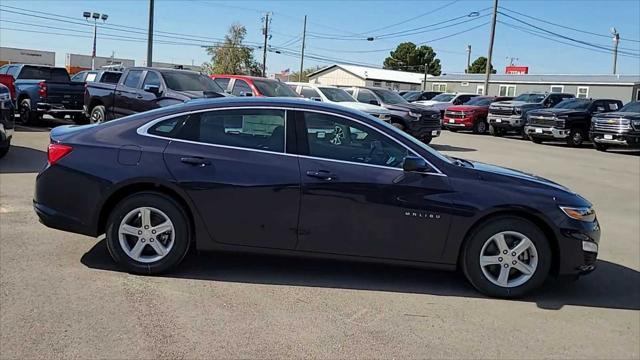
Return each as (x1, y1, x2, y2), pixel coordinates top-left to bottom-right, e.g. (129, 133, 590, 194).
(589, 101, 640, 151)
(525, 98, 623, 147)
(34, 97, 600, 299)
(287, 82, 391, 122)
(0, 64, 85, 125)
(342, 86, 441, 144)
(488, 92, 575, 137)
(401, 91, 442, 102)
(413, 93, 480, 116)
(71, 69, 122, 84)
(84, 67, 226, 123)
(210, 75, 300, 97)
(0, 83, 15, 158)
(0, 74, 16, 102)
(443, 96, 513, 134)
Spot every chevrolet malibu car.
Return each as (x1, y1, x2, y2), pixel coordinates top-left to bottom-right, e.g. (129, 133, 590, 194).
(34, 98, 600, 298)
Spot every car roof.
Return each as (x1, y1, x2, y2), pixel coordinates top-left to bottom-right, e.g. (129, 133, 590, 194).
(128, 67, 200, 75)
(185, 96, 365, 114)
(211, 74, 274, 81)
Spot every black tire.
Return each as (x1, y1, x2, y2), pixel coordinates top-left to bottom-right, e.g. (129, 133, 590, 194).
(489, 125, 503, 137)
(472, 120, 488, 134)
(19, 98, 39, 125)
(0, 140, 9, 159)
(530, 136, 543, 144)
(461, 216, 552, 298)
(90, 105, 106, 124)
(421, 135, 433, 144)
(391, 122, 405, 131)
(593, 142, 609, 152)
(448, 128, 458, 133)
(567, 128, 585, 147)
(105, 192, 191, 274)
(73, 113, 89, 125)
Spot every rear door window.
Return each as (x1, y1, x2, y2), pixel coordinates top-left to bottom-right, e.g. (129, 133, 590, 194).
(232, 80, 252, 96)
(213, 78, 230, 91)
(300, 87, 321, 99)
(123, 70, 144, 88)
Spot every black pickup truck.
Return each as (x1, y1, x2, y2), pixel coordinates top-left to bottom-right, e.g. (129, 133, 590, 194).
(71, 69, 122, 84)
(84, 67, 226, 123)
(0, 64, 85, 125)
(589, 101, 640, 151)
(525, 98, 623, 146)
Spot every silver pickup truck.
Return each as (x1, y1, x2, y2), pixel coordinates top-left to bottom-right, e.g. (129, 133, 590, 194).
(487, 92, 575, 137)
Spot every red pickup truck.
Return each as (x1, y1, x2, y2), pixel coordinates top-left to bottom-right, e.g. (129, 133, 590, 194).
(443, 96, 512, 134)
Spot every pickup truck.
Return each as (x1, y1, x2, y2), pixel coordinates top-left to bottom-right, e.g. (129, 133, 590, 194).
(487, 92, 575, 137)
(0, 64, 85, 125)
(589, 101, 640, 151)
(84, 67, 226, 123)
(525, 98, 623, 147)
(0, 83, 15, 158)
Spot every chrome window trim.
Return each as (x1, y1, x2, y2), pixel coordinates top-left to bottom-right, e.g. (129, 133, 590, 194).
(136, 106, 446, 176)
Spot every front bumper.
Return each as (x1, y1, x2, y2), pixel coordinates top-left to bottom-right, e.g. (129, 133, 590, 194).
(555, 216, 600, 276)
(488, 115, 524, 129)
(590, 131, 640, 148)
(525, 125, 570, 139)
(443, 116, 473, 129)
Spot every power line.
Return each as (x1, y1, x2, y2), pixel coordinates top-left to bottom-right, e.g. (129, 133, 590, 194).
(358, 0, 460, 35)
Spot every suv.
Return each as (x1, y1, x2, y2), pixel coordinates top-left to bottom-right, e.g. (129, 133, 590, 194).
(488, 92, 575, 137)
(414, 93, 480, 116)
(589, 101, 640, 151)
(210, 75, 300, 97)
(525, 98, 623, 147)
(343, 86, 441, 143)
(443, 96, 512, 134)
(287, 82, 391, 122)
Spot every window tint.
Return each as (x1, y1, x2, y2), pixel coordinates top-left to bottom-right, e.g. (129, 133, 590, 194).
(356, 89, 376, 103)
(143, 71, 161, 88)
(182, 109, 285, 152)
(102, 72, 122, 84)
(300, 87, 320, 99)
(148, 115, 189, 136)
(213, 77, 230, 91)
(344, 89, 354, 96)
(6, 66, 19, 78)
(252, 79, 299, 97)
(123, 70, 143, 88)
(303, 112, 407, 168)
(232, 80, 252, 96)
(71, 72, 86, 82)
(162, 71, 223, 92)
(18, 66, 70, 81)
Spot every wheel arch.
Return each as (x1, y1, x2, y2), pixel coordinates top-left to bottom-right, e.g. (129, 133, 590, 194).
(389, 115, 408, 127)
(88, 98, 104, 113)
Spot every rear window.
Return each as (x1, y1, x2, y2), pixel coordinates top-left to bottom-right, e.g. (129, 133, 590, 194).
(18, 66, 70, 82)
(102, 72, 122, 84)
(252, 79, 299, 97)
(161, 71, 224, 92)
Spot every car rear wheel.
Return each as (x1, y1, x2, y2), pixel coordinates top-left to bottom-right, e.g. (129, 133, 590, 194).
(462, 216, 551, 298)
(473, 120, 488, 134)
(105, 192, 190, 274)
(567, 128, 585, 147)
(18, 99, 39, 125)
(90, 105, 106, 124)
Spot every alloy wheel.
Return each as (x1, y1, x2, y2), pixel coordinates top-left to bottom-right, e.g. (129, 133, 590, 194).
(90, 109, 104, 124)
(330, 125, 345, 145)
(479, 231, 538, 288)
(477, 121, 487, 133)
(118, 207, 175, 263)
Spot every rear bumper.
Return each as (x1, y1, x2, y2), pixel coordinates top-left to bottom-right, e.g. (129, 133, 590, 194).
(36, 102, 84, 114)
(590, 131, 640, 147)
(524, 126, 570, 139)
(34, 200, 97, 237)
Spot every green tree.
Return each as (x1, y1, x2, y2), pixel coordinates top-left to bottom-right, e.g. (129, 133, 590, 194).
(467, 56, 496, 74)
(290, 66, 321, 82)
(383, 42, 441, 76)
(202, 23, 262, 76)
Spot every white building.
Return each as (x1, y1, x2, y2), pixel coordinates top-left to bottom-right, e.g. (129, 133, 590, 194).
(0, 47, 55, 66)
(307, 64, 430, 91)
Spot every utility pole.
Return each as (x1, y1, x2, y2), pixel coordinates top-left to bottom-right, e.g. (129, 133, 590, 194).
(147, 0, 154, 67)
(611, 27, 620, 74)
(423, 63, 428, 91)
(483, 0, 498, 95)
(262, 13, 270, 77)
(299, 15, 307, 81)
(465, 44, 471, 73)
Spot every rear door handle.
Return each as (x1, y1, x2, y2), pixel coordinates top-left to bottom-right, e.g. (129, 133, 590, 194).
(136, 95, 143, 99)
(306, 170, 336, 180)
(180, 157, 211, 167)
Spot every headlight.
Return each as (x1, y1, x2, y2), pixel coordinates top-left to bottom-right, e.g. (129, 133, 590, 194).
(514, 107, 522, 115)
(632, 119, 640, 129)
(555, 118, 566, 128)
(560, 206, 596, 222)
(0, 93, 10, 101)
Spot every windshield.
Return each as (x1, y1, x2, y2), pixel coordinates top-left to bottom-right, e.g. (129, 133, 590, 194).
(554, 99, 590, 110)
(161, 71, 224, 92)
(370, 88, 408, 104)
(253, 79, 299, 97)
(465, 97, 493, 106)
(430, 93, 456, 102)
(319, 87, 355, 102)
(620, 102, 640, 112)
(513, 93, 546, 103)
(402, 91, 421, 101)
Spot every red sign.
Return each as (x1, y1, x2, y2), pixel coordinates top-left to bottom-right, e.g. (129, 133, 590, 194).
(505, 66, 529, 74)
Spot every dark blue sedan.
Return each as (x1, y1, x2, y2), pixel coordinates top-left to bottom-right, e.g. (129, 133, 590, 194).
(34, 97, 600, 298)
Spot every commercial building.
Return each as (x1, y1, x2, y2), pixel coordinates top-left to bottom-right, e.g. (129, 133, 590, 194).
(423, 74, 640, 102)
(308, 64, 428, 91)
(65, 53, 135, 74)
(0, 47, 55, 66)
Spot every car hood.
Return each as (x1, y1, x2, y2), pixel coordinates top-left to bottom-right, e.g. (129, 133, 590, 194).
(414, 100, 447, 106)
(385, 102, 439, 114)
(468, 160, 571, 193)
(529, 108, 587, 117)
(337, 101, 391, 114)
(491, 100, 531, 108)
(593, 111, 640, 120)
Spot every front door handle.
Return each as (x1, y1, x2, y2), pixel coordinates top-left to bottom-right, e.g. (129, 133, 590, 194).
(136, 95, 143, 99)
(306, 170, 336, 180)
(180, 157, 211, 167)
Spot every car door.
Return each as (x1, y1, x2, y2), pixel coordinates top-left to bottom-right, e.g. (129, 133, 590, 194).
(294, 110, 453, 262)
(116, 69, 144, 117)
(160, 107, 300, 250)
(135, 70, 163, 113)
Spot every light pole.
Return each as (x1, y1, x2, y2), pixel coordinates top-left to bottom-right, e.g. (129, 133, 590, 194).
(465, 44, 471, 73)
(83, 11, 108, 70)
(611, 27, 620, 75)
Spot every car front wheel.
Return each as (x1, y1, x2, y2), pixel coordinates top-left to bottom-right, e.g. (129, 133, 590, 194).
(90, 105, 107, 124)
(462, 216, 551, 298)
(489, 125, 503, 137)
(105, 192, 190, 274)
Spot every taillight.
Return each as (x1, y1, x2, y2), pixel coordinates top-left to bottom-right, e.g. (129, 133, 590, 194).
(47, 144, 72, 165)
(38, 81, 47, 98)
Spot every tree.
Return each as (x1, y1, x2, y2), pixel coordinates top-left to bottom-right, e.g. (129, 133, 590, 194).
(467, 56, 496, 74)
(202, 23, 262, 76)
(290, 66, 321, 82)
(383, 42, 441, 76)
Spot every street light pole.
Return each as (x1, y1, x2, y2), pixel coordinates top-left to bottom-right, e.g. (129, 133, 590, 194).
(483, 0, 498, 95)
(466, 44, 471, 73)
(147, 0, 154, 67)
(262, 13, 270, 77)
(83, 12, 108, 70)
(611, 27, 620, 75)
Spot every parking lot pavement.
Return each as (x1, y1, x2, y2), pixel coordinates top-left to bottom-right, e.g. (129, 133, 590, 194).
(1, 128, 638, 359)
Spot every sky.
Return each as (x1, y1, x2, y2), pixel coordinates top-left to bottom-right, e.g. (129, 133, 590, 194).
(0, 0, 639, 75)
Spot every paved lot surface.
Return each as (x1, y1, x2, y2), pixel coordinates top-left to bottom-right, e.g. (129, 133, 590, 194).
(1, 121, 639, 359)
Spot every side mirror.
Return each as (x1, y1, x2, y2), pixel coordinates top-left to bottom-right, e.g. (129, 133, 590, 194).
(241, 91, 253, 97)
(143, 84, 161, 96)
(369, 99, 380, 106)
(310, 97, 322, 102)
(403, 156, 430, 173)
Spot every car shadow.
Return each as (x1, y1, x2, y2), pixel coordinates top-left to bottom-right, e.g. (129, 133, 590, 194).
(81, 240, 639, 311)
(0, 145, 46, 173)
(430, 144, 476, 152)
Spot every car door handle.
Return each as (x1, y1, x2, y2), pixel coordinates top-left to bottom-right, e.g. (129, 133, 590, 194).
(136, 95, 143, 99)
(115, 91, 122, 96)
(306, 170, 336, 180)
(180, 157, 211, 167)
